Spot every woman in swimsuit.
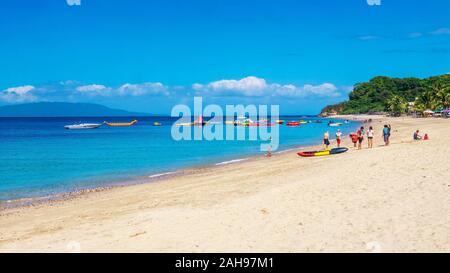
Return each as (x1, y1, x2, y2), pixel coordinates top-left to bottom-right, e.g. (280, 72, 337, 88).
(367, 126, 374, 148)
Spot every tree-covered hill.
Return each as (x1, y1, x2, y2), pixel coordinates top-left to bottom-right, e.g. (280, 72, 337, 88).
(321, 74, 450, 116)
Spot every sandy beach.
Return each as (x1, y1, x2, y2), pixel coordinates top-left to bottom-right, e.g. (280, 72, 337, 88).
(1, 116, 449, 253)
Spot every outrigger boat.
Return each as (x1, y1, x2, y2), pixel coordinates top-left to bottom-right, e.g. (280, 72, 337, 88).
(64, 123, 102, 130)
(103, 120, 138, 127)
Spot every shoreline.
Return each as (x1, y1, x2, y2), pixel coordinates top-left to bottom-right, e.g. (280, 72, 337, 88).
(0, 140, 331, 210)
(1, 117, 361, 210)
(2, 115, 449, 252)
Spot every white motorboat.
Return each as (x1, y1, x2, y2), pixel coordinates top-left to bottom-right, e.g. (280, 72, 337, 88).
(64, 123, 102, 129)
(328, 122, 343, 127)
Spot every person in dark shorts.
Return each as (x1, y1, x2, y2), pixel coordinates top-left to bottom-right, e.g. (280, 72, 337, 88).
(323, 131, 330, 149)
(357, 126, 365, 150)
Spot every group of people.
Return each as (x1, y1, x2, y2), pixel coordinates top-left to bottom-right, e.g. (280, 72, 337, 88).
(323, 123, 429, 150)
(413, 130, 429, 141)
(323, 124, 392, 150)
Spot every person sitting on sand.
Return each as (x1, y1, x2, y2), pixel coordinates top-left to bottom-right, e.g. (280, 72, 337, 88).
(414, 130, 422, 140)
(424, 134, 429, 140)
(323, 131, 330, 149)
(357, 126, 365, 150)
(335, 129, 342, 148)
(367, 126, 374, 148)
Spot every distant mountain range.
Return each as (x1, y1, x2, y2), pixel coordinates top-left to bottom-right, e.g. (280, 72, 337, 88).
(0, 102, 150, 117)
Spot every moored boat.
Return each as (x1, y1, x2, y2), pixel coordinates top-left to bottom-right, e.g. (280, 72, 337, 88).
(286, 121, 300, 126)
(64, 123, 102, 130)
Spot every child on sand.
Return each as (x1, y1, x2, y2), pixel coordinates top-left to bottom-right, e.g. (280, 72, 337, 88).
(367, 126, 374, 148)
(336, 129, 342, 148)
(350, 133, 358, 148)
(323, 131, 330, 149)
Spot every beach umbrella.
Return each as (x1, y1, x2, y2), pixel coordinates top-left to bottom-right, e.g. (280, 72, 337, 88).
(443, 109, 450, 113)
(423, 110, 434, 114)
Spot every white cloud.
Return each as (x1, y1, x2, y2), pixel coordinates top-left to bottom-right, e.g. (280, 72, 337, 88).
(193, 76, 340, 98)
(1, 85, 37, 103)
(117, 82, 169, 96)
(193, 76, 269, 97)
(76, 84, 108, 92)
(3, 85, 35, 95)
(66, 0, 81, 6)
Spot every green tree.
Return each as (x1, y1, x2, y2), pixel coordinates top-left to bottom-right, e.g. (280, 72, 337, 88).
(417, 89, 434, 110)
(387, 95, 407, 116)
(431, 83, 450, 109)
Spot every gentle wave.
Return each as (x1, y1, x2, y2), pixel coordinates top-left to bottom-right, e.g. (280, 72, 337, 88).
(148, 171, 178, 178)
(215, 158, 248, 166)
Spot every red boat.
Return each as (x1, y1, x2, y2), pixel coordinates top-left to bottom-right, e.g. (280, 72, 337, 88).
(286, 122, 300, 126)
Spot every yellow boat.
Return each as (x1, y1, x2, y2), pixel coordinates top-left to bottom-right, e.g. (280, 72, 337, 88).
(104, 120, 138, 127)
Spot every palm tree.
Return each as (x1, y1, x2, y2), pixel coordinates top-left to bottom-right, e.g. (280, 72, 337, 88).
(387, 95, 407, 116)
(433, 85, 450, 109)
(417, 89, 435, 110)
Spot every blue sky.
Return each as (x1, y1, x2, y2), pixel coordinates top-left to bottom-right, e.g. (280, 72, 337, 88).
(0, 0, 449, 114)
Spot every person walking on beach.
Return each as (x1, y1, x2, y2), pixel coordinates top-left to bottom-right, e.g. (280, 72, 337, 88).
(383, 125, 390, 146)
(357, 126, 364, 150)
(350, 132, 358, 148)
(323, 131, 330, 149)
(367, 126, 374, 148)
(266, 136, 272, 157)
(336, 129, 342, 148)
(387, 124, 392, 145)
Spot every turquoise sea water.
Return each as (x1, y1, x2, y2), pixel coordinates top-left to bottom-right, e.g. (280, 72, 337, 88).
(0, 116, 359, 200)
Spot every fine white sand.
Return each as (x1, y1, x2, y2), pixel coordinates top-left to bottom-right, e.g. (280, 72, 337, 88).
(1, 116, 449, 253)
